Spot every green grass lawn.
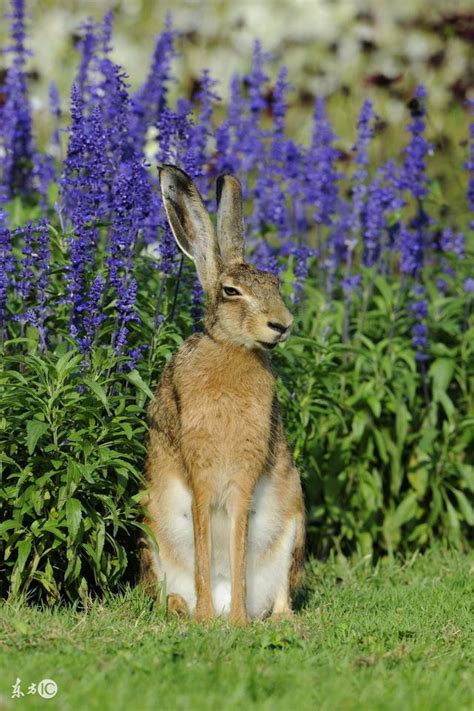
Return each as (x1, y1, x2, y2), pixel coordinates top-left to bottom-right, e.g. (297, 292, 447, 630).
(0, 548, 473, 711)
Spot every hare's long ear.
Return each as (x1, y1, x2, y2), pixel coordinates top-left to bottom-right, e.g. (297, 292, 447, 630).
(216, 174, 245, 266)
(159, 165, 222, 292)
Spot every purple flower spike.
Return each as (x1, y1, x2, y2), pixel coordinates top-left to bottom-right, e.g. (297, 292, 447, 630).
(48, 82, 62, 155)
(306, 97, 341, 229)
(107, 156, 151, 353)
(191, 278, 204, 330)
(215, 74, 245, 177)
(409, 287, 429, 361)
(466, 99, 474, 229)
(440, 227, 464, 258)
(78, 273, 105, 354)
(187, 69, 220, 198)
(400, 85, 433, 199)
(130, 15, 177, 156)
(0, 195, 14, 334)
(341, 274, 362, 296)
(350, 99, 375, 238)
(246, 40, 270, 115)
(0, 0, 37, 199)
(74, 16, 101, 101)
(14, 219, 50, 349)
(4, 0, 32, 67)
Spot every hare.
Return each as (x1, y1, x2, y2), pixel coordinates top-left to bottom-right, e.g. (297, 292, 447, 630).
(140, 165, 305, 624)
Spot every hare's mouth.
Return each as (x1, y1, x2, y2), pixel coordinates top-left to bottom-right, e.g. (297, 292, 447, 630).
(258, 341, 278, 350)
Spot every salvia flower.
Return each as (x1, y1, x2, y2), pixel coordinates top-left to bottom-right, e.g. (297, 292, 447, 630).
(252, 67, 293, 238)
(107, 157, 151, 352)
(0, 0, 36, 198)
(465, 98, 474, 229)
(126, 344, 148, 371)
(14, 219, 50, 349)
(362, 160, 405, 267)
(191, 278, 204, 331)
(280, 242, 315, 301)
(113, 278, 139, 355)
(16, 222, 36, 299)
(192, 70, 220, 161)
(398, 223, 422, 277)
(48, 81, 62, 156)
(440, 227, 464, 258)
(240, 43, 270, 189)
(362, 177, 386, 266)
(341, 274, 362, 296)
(214, 74, 245, 177)
(129, 15, 177, 156)
(0, 196, 14, 334)
(246, 40, 270, 115)
(409, 287, 429, 361)
(350, 100, 375, 235)
(464, 277, 474, 294)
(186, 70, 220, 199)
(400, 85, 432, 199)
(74, 16, 100, 101)
(78, 273, 105, 354)
(61, 87, 113, 349)
(269, 66, 290, 162)
(4, 0, 32, 69)
(306, 97, 341, 230)
(251, 240, 281, 276)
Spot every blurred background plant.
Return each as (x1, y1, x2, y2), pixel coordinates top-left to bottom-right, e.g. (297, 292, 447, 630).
(0, 0, 472, 168)
(0, 0, 473, 604)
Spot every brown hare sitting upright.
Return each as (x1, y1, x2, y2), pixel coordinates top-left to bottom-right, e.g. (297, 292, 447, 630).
(141, 165, 305, 624)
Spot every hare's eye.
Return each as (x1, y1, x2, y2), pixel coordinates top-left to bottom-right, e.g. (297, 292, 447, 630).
(223, 286, 241, 297)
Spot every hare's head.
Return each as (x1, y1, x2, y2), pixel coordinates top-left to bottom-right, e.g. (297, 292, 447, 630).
(160, 165, 293, 351)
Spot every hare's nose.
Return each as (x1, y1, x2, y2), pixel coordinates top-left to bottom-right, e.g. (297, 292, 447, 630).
(267, 321, 288, 335)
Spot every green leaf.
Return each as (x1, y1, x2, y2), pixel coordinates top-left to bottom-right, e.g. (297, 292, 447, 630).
(55, 351, 83, 379)
(126, 369, 154, 400)
(0, 520, 21, 537)
(458, 464, 474, 492)
(392, 493, 418, 528)
(452, 489, 474, 526)
(83, 377, 111, 414)
(66, 498, 83, 538)
(16, 537, 32, 573)
(26, 420, 49, 455)
(395, 404, 410, 453)
(429, 358, 454, 398)
(446, 499, 460, 532)
(96, 521, 105, 563)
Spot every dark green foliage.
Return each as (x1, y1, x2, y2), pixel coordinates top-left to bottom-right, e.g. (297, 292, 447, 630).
(1, 242, 473, 603)
(277, 267, 474, 558)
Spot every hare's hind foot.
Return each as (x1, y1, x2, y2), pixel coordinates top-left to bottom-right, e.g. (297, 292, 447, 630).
(270, 606, 294, 622)
(167, 593, 190, 619)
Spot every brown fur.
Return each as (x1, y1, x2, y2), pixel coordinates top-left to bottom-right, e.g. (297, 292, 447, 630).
(141, 166, 305, 623)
